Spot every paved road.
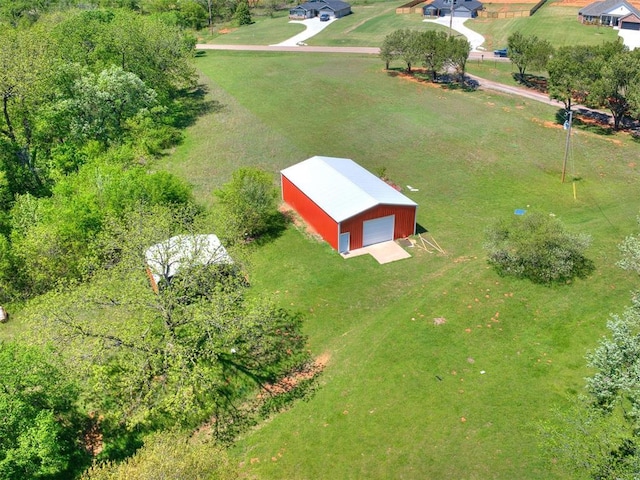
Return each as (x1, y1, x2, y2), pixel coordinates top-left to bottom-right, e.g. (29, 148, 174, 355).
(196, 43, 505, 59)
(196, 44, 380, 54)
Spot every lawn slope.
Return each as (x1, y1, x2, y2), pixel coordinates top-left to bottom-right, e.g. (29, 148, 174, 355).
(162, 51, 640, 479)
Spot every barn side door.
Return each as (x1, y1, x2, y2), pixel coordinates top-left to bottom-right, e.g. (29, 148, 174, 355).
(339, 232, 350, 253)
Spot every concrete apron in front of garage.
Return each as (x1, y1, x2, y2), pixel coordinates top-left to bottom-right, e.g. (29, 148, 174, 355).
(340, 240, 411, 264)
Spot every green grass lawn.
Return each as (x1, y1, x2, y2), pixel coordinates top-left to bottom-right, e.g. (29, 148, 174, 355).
(203, 10, 307, 45)
(157, 51, 640, 479)
(206, 3, 449, 46)
(472, 0, 618, 49)
(466, 59, 550, 87)
(306, 5, 449, 46)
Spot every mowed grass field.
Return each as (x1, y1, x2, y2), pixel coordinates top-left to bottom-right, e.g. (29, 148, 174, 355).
(472, 0, 618, 49)
(160, 50, 640, 479)
(205, 0, 619, 50)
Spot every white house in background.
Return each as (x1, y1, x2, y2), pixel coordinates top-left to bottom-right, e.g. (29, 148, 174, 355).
(145, 234, 232, 292)
(578, 0, 640, 27)
(289, 0, 352, 19)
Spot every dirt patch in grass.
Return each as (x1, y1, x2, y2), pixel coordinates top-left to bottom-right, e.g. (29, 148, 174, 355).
(259, 352, 330, 398)
(279, 203, 323, 242)
(531, 117, 563, 130)
(388, 68, 441, 88)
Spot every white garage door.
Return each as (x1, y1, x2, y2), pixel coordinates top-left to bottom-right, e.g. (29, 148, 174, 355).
(363, 215, 395, 247)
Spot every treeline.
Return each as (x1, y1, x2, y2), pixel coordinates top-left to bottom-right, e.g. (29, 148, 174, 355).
(382, 29, 640, 131)
(0, 7, 313, 480)
(380, 29, 472, 82)
(0, 0, 254, 30)
(0, 9, 197, 300)
(506, 32, 640, 131)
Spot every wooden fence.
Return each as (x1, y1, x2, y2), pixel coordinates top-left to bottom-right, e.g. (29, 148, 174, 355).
(396, 0, 426, 14)
(478, 9, 530, 18)
(477, 0, 547, 18)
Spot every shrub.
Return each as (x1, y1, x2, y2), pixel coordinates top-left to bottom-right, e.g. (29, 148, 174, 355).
(214, 167, 280, 241)
(81, 431, 237, 480)
(484, 212, 593, 284)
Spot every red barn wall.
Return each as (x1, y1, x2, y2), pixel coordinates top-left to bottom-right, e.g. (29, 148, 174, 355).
(341, 205, 416, 250)
(281, 175, 339, 249)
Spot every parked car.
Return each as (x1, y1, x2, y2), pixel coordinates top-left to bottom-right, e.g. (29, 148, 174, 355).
(319, 13, 330, 21)
(493, 48, 508, 57)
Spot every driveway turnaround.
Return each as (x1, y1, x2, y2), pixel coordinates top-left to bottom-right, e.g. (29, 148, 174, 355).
(618, 28, 640, 50)
(271, 17, 337, 47)
(423, 17, 486, 52)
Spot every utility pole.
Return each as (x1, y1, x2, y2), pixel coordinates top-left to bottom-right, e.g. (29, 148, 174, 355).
(207, 0, 214, 35)
(448, 0, 456, 37)
(561, 109, 573, 183)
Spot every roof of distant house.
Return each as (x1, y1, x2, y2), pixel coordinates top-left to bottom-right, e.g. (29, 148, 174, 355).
(424, 0, 483, 11)
(281, 156, 417, 223)
(579, 0, 640, 16)
(621, 11, 640, 21)
(295, 0, 351, 11)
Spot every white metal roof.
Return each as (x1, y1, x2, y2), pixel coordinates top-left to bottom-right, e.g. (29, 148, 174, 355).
(145, 234, 232, 285)
(281, 156, 417, 222)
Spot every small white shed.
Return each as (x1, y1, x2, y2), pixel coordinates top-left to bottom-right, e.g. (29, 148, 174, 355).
(145, 234, 232, 292)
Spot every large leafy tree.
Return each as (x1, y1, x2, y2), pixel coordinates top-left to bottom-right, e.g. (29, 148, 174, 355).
(587, 48, 640, 130)
(0, 24, 56, 195)
(380, 29, 422, 73)
(380, 29, 406, 70)
(68, 66, 158, 146)
(547, 45, 599, 112)
(232, 0, 252, 26)
(446, 36, 471, 83)
(29, 205, 310, 442)
(507, 31, 554, 81)
(0, 342, 88, 479)
(418, 30, 448, 82)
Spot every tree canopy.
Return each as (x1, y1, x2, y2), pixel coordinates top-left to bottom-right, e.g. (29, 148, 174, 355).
(381, 29, 471, 83)
(546, 41, 640, 130)
(0, 341, 88, 479)
(27, 204, 311, 443)
(507, 31, 554, 81)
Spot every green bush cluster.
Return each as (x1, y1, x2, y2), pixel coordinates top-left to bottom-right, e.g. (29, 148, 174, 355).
(484, 212, 593, 284)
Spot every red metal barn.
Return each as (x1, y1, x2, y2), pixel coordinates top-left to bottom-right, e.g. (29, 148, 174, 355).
(281, 156, 417, 253)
